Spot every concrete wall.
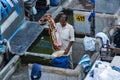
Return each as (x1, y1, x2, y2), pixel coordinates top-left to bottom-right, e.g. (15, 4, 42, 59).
(68, 0, 120, 14)
(73, 11, 116, 34)
(95, 0, 120, 14)
(66, 0, 120, 35)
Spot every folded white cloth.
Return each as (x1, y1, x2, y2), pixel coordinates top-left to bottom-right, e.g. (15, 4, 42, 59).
(95, 32, 110, 47)
(52, 50, 65, 57)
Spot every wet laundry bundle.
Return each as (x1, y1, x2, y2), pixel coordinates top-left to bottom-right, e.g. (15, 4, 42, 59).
(85, 61, 120, 80)
(79, 54, 91, 73)
(39, 13, 62, 50)
(52, 56, 69, 68)
(50, 0, 59, 6)
(83, 36, 96, 51)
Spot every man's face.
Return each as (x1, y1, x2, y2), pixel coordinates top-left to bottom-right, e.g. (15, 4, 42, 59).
(60, 14, 67, 26)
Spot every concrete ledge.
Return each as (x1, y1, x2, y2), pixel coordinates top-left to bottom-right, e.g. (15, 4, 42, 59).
(28, 63, 83, 77)
(25, 52, 54, 59)
(0, 55, 20, 80)
(28, 52, 99, 80)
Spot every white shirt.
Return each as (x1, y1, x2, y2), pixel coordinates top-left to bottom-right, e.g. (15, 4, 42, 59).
(56, 22, 75, 55)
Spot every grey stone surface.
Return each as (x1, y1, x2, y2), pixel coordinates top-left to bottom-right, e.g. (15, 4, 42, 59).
(10, 21, 44, 54)
(9, 64, 29, 80)
(0, 55, 20, 80)
(95, 0, 120, 14)
(68, 0, 120, 14)
(111, 56, 120, 68)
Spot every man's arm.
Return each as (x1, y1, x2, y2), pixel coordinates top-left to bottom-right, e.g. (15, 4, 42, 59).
(64, 41, 74, 55)
(64, 25, 75, 55)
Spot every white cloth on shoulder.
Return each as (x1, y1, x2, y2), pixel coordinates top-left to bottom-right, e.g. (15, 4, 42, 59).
(95, 32, 110, 47)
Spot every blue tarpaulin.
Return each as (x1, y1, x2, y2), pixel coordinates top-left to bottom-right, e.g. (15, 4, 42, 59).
(0, 4, 2, 21)
(1, 0, 12, 13)
(88, 12, 95, 22)
(13, 0, 20, 15)
(0, 35, 3, 41)
(50, 0, 59, 6)
(90, 0, 95, 3)
(0, 6, 8, 19)
(52, 56, 69, 68)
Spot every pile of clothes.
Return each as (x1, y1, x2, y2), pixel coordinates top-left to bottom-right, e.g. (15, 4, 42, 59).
(85, 60, 120, 80)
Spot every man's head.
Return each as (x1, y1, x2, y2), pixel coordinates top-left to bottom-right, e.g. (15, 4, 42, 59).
(59, 13, 68, 27)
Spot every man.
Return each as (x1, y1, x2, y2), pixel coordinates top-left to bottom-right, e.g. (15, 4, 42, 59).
(54, 13, 75, 68)
(45, 13, 75, 68)
(56, 13, 75, 54)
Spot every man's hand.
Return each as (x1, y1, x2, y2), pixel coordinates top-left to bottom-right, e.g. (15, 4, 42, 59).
(48, 17, 55, 27)
(64, 48, 69, 55)
(52, 44, 60, 51)
(64, 41, 74, 55)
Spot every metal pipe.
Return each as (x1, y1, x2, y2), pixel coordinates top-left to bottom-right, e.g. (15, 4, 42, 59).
(90, 1, 95, 37)
(25, 52, 54, 59)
